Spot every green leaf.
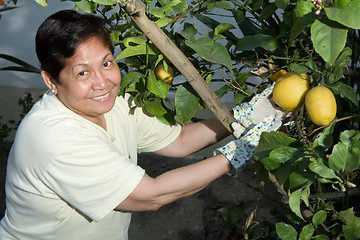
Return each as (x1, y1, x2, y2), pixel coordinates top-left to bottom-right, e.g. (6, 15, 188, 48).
(289, 188, 304, 220)
(312, 210, 327, 226)
(299, 224, 315, 240)
(236, 17, 264, 36)
(73, 0, 97, 13)
(233, 92, 247, 105)
(261, 146, 306, 172)
(258, 3, 277, 22)
(185, 34, 233, 71)
(0, 54, 41, 73)
(313, 122, 335, 150)
(274, 0, 289, 10)
(288, 172, 308, 191)
(35, 0, 47, 7)
(120, 71, 143, 96)
(91, 0, 117, 5)
(116, 37, 156, 60)
(311, 19, 348, 65)
(325, 0, 360, 29)
(276, 222, 298, 240)
(328, 130, 360, 174)
(295, 0, 315, 17)
(214, 23, 235, 36)
(309, 158, 341, 181)
(236, 34, 278, 51)
(150, 0, 183, 17)
(290, 13, 316, 40)
(155, 16, 176, 28)
(214, 1, 233, 10)
(314, 235, 330, 240)
(253, 132, 303, 164)
(338, 208, 355, 225)
(301, 185, 311, 207)
(180, 22, 198, 40)
(144, 98, 167, 116)
(156, 111, 177, 126)
(194, 13, 238, 43)
(327, 82, 359, 107)
(0, 66, 40, 73)
(214, 85, 232, 99)
(289, 63, 310, 73)
(343, 216, 360, 240)
(334, 47, 352, 67)
(147, 71, 171, 99)
(175, 83, 200, 124)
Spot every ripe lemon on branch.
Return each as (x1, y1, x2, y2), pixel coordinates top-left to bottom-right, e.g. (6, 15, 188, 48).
(269, 69, 287, 83)
(305, 86, 337, 126)
(155, 63, 174, 85)
(272, 72, 312, 112)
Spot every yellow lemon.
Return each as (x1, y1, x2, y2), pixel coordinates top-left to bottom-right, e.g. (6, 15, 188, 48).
(272, 72, 312, 112)
(305, 86, 337, 126)
(155, 63, 174, 85)
(269, 69, 287, 83)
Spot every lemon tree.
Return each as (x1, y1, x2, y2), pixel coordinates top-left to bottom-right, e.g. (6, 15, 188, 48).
(3, 0, 360, 239)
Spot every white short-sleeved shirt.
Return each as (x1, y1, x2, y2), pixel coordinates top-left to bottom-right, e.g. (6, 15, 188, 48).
(0, 91, 181, 240)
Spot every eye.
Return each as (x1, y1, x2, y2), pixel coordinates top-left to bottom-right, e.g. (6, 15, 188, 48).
(77, 71, 89, 78)
(103, 61, 112, 68)
(78, 71, 86, 76)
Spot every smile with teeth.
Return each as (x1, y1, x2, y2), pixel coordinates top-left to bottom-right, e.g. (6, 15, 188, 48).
(91, 92, 110, 100)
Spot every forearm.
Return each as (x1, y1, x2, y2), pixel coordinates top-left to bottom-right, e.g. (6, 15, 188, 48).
(116, 154, 232, 212)
(155, 117, 231, 157)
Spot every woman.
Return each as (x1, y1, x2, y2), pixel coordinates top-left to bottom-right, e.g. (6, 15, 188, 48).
(0, 10, 282, 240)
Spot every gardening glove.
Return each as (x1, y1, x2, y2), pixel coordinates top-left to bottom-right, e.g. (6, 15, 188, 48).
(215, 116, 278, 177)
(231, 83, 287, 139)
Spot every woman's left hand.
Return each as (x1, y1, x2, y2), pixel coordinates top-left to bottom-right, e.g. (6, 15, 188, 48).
(231, 84, 287, 139)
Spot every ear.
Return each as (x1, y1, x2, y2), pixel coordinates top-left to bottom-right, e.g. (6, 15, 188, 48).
(41, 71, 57, 94)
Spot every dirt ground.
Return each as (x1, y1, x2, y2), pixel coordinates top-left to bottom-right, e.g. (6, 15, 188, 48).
(130, 152, 284, 239)
(0, 143, 284, 239)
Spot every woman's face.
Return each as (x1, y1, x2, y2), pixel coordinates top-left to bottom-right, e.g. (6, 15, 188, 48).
(54, 37, 121, 125)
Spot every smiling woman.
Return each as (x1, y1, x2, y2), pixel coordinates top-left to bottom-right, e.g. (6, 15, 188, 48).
(41, 37, 121, 129)
(0, 9, 284, 240)
(0, 9, 234, 240)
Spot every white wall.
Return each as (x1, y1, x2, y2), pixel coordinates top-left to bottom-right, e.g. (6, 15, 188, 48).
(0, 0, 75, 89)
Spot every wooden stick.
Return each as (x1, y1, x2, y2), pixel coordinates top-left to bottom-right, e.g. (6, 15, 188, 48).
(119, 0, 236, 133)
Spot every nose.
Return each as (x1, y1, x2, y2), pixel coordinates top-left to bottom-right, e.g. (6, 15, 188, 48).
(92, 71, 107, 90)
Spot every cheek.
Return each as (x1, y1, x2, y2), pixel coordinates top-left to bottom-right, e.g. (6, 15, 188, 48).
(111, 69, 121, 85)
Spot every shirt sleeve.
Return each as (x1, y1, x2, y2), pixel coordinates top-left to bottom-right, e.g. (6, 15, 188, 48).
(134, 107, 182, 153)
(41, 122, 145, 222)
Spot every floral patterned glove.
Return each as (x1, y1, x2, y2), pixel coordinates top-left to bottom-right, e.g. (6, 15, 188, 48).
(217, 84, 287, 175)
(231, 83, 285, 139)
(215, 116, 277, 173)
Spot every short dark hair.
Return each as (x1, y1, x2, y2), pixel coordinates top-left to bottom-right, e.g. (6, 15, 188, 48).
(35, 10, 114, 82)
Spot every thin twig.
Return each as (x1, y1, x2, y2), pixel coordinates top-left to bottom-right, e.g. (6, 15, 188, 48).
(164, 0, 205, 28)
(222, 77, 251, 96)
(310, 113, 360, 137)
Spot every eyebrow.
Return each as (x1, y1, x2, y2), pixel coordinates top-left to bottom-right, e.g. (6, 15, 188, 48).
(71, 52, 113, 70)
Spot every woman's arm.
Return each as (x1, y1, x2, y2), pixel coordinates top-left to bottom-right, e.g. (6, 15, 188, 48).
(154, 117, 231, 158)
(115, 154, 232, 212)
